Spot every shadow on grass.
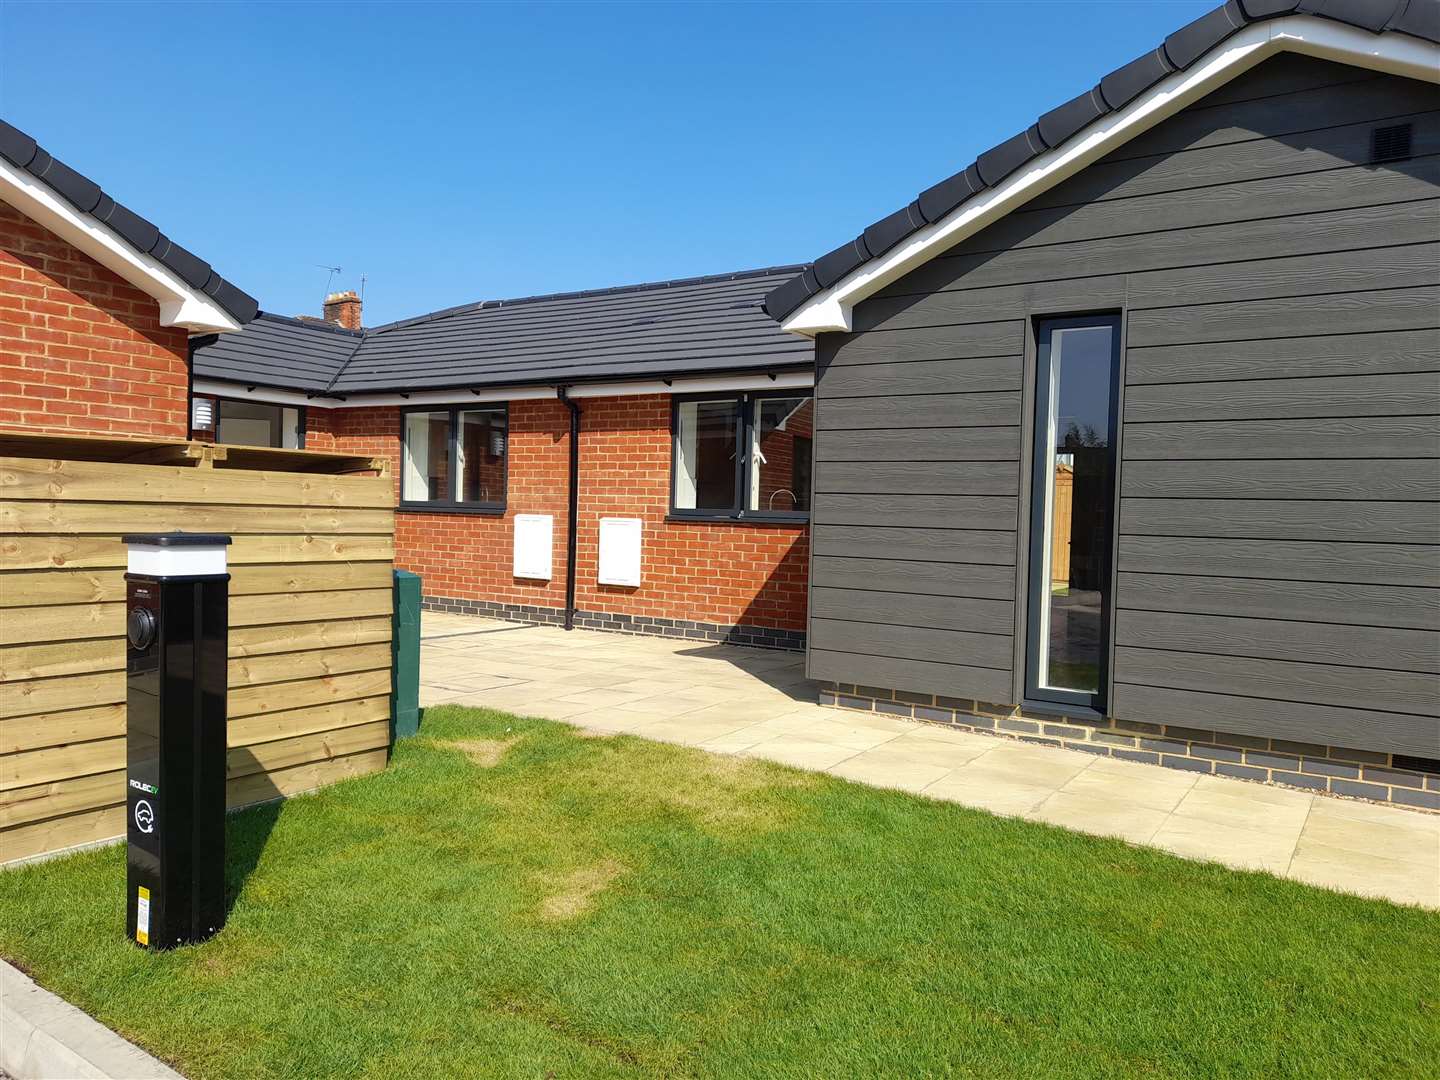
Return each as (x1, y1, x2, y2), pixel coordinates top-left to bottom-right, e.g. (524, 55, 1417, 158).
(223, 798, 282, 918)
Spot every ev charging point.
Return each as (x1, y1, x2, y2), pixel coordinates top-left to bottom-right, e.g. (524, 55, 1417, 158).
(124, 533, 231, 950)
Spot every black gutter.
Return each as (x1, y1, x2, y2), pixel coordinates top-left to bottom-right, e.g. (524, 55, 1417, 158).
(557, 387, 582, 632)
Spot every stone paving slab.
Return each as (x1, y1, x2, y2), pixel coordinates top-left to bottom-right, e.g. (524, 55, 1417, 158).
(419, 613, 1440, 909)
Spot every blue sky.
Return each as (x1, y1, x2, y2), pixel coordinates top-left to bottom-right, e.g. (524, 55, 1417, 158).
(1, 1, 1215, 325)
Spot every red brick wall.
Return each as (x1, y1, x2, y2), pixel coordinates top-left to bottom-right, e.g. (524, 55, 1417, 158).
(0, 202, 190, 437)
(313, 395, 809, 632)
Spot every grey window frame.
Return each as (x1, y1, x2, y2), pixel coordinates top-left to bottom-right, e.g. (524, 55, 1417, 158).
(668, 390, 812, 524)
(1023, 314, 1122, 714)
(398, 403, 508, 515)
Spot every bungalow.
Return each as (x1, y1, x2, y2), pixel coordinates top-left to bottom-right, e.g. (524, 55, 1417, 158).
(188, 270, 816, 650)
(764, 0, 1440, 806)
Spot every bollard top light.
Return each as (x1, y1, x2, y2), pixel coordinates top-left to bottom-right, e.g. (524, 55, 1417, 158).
(123, 532, 231, 578)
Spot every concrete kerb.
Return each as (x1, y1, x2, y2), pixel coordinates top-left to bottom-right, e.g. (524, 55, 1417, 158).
(1, 959, 183, 1080)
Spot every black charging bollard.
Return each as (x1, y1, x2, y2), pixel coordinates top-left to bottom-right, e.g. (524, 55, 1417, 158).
(124, 533, 231, 949)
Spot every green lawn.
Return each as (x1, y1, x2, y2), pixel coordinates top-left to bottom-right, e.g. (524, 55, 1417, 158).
(2, 706, 1437, 1079)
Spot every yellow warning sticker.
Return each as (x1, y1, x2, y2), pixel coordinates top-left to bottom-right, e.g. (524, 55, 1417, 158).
(136, 885, 150, 945)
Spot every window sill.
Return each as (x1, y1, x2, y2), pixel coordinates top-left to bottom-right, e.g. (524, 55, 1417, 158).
(665, 513, 809, 527)
(1020, 699, 1106, 723)
(398, 503, 506, 516)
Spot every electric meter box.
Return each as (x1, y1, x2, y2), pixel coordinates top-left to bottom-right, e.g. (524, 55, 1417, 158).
(123, 533, 231, 950)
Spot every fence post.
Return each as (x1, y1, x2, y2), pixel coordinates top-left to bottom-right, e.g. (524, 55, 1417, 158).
(392, 570, 421, 740)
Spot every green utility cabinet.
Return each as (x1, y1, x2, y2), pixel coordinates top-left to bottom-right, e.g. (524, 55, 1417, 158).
(392, 570, 421, 740)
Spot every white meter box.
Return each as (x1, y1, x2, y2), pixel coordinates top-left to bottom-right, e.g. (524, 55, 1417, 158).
(598, 517, 643, 587)
(512, 514, 553, 580)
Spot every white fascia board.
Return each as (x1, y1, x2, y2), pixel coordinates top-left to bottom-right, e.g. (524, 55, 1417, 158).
(193, 380, 557, 408)
(0, 160, 242, 335)
(566, 371, 814, 398)
(781, 16, 1440, 336)
(198, 371, 816, 409)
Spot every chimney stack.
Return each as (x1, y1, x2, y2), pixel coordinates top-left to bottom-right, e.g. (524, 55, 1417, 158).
(323, 290, 362, 331)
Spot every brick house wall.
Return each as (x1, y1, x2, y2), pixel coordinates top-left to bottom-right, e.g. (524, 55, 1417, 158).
(0, 202, 190, 438)
(309, 394, 810, 640)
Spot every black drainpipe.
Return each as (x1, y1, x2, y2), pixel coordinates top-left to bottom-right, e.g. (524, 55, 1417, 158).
(558, 387, 582, 631)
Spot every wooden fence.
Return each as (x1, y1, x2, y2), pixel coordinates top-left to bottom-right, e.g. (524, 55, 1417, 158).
(0, 432, 396, 863)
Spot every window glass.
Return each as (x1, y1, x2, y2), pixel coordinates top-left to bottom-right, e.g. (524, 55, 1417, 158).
(457, 408, 507, 505)
(402, 410, 452, 502)
(749, 396, 813, 513)
(215, 400, 302, 448)
(674, 399, 739, 511)
(1030, 322, 1118, 701)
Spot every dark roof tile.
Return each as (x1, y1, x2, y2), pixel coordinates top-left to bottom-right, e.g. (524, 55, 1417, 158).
(0, 120, 37, 168)
(917, 163, 986, 223)
(812, 237, 873, 288)
(0, 119, 257, 324)
(1300, 0, 1402, 33)
(1037, 87, 1110, 149)
(1100, 47, 1178, 109)
(862, 202, 926, 258)
(1390, 0, 1440, 39)
(1164, 2, 1247, 70)
(975, 124, 1047, 186)
(199, 266, 812, 394)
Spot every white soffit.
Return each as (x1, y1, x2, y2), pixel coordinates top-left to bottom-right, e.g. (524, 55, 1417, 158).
(780, 16, 1440, 336)
(0, 159, 242, 335)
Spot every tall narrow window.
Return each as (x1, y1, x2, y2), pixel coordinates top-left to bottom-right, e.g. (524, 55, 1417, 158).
(1025, 317, 1120, 710)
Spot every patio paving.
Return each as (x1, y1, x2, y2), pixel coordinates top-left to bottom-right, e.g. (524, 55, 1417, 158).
(419, 612, 1440, 909)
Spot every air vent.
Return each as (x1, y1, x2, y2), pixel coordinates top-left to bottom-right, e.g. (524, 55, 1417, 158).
(1371, 123, 1413, 164)
(1393, 753, 1440, 776)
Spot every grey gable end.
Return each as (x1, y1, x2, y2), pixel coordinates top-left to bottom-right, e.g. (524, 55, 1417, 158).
(804, 50, 1440, 793)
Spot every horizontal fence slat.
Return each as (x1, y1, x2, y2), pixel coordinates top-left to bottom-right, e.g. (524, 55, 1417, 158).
(0, 638, 120, 682)
(0, 457, 392, 509)
(812, 525, 1016, 566)
(0, 533, 394, 571)
(228, 644, 392, 689)
(227, 696, 392, 750)
(811, 586, 1013, 636)
(814, 427, 1021, 463)
(814, 461, 1019, 497)
(1, 735, 123, 790)
(226, 720, 392, 781)
(0, 563, 396, 608)
(1, 502, 394, 536)
(227, 668, 392, 720)
(1120, 498, 1440, 544)
(229, 618, 393, 657)
(0, 769, 123, 829)
(0, 670, 123, 721)
(0, 702, 125, 755)
(227, 748, 389, 811)
(230, 589, 393, 627)
(0, 804, 124, 863)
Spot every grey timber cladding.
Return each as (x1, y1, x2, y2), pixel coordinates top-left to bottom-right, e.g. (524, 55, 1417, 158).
(191, 265, 813, 394)
(807, 54, 1440, 758)
(191, 314, 362, 392)
(0, 120, 260, 324)
(763, 0, 1440, 321)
